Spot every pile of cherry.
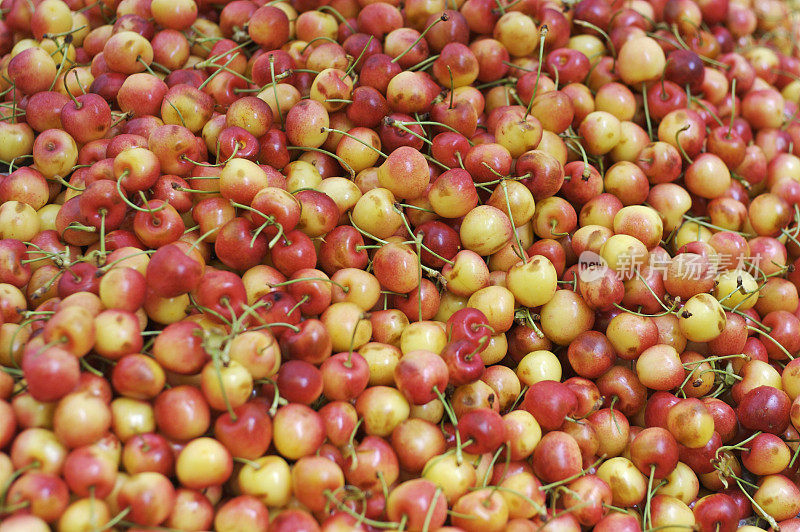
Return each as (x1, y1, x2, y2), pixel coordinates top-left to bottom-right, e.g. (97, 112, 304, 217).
(4, 0, 800, 529)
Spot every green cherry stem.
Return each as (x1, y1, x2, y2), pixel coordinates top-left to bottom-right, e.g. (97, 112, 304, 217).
(391, 14, 448, 65)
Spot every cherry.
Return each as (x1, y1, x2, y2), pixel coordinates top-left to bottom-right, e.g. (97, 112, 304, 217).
(457, 407, 506, 455)
(21, 345, 80, 403)
(693, 493, 739, 532)
(145, 243, 202, 298)
(532, 431, 583, 484)
(520, 380, 578, 431)
(629, 427, 679, 479)
(678, 431, 722, 475)
(193, 269, 247, 323)
(546, 48, 591, 85)
(595, 365, 647, 417)
(57, 262, 100, 297)
(737, 385, 791, 435)
(665, 49, 705, 92)
(441, 339, 485, 386)
(647, 80, 688, 121)
(394, 349, 448, 406)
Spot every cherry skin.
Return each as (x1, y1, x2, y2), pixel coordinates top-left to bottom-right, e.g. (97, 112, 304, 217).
(394, 349, 448, 406)
(457, 408, 506, 454)
(738, 385, 791, 435)
(532, 431, 583, 484)
(145, 243, 203, 298)
(693, 493, 739, 532)
(629, 427, 679, 479)
(521, 380, 578, 432)
(442, 339, 485, 386)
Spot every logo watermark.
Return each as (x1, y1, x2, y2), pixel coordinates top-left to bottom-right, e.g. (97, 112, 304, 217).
(577, 250, 764, 283)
